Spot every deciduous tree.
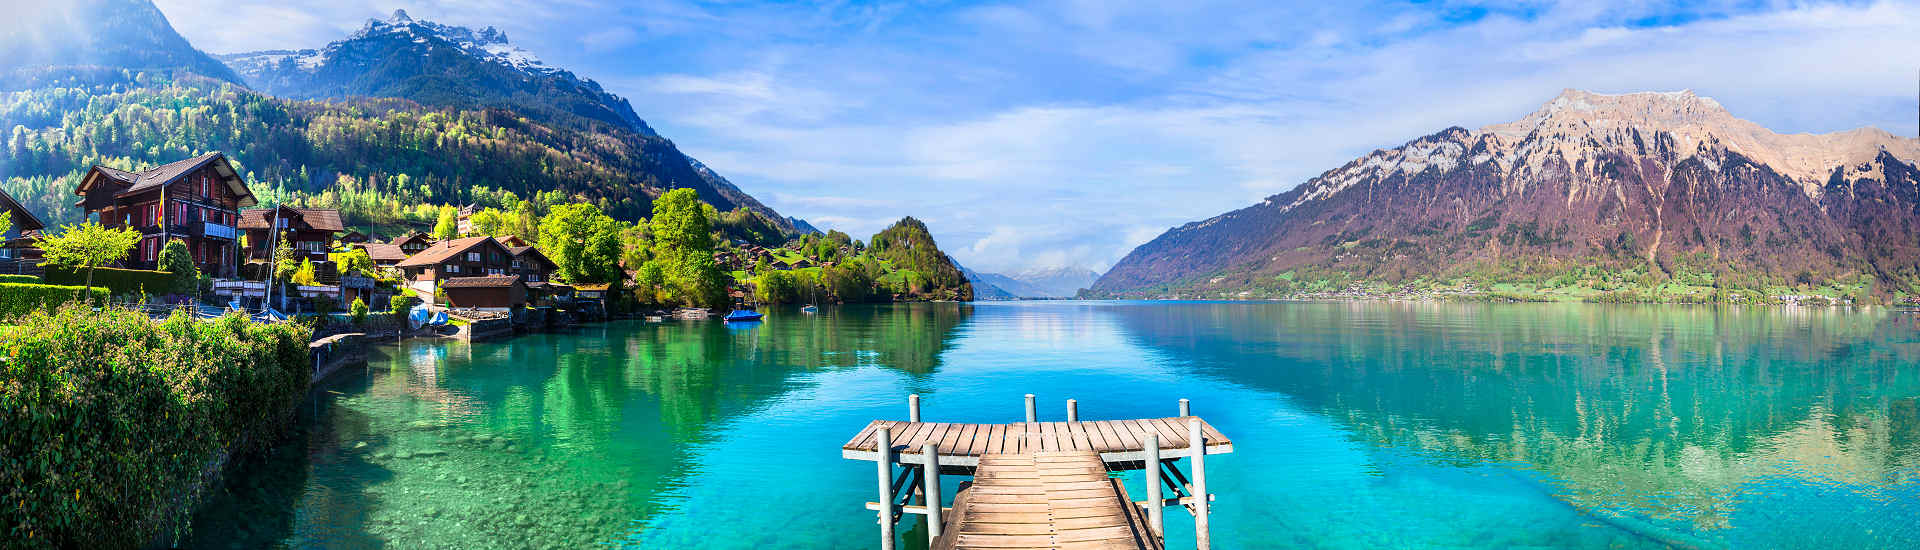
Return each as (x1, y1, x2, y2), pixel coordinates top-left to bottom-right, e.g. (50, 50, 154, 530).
(37, 221, 142, 296)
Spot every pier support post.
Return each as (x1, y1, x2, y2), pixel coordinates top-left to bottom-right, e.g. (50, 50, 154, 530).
(1145, 432, 1163, 537)
(1067, 399, 1078, 422)
(922, 442, 942, 541)
(1025, 394, 1036, 423)
(1179, 398, 1191, 417)
(909, 394, 921, 422)
(876, 426, 895, 550)
(1188, 419, 1209, 550)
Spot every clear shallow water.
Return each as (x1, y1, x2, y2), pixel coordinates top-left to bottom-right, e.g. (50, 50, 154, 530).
(185, 302, 1920, 549)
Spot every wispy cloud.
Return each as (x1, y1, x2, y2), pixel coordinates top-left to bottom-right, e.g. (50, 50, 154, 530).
(154, 0, 1920, 274)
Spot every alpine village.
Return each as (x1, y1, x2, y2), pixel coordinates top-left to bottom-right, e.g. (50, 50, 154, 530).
(8, 1, 1920, 549)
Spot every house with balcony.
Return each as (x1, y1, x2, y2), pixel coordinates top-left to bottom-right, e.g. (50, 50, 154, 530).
(74, 152, 256, 277)
(395, 236, 516, 299)
(354, 242, 410, 268)
(239, 206, 345, 262)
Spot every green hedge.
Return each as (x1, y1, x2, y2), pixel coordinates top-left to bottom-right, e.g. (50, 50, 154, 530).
(0, 282, 108, 319)
(0, 275, 39, 284)
(0, 306, 312, 547)
(41, 266, 178, 296)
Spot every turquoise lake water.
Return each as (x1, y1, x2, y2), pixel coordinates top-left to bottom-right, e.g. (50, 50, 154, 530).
(185, 301, 1920, 549)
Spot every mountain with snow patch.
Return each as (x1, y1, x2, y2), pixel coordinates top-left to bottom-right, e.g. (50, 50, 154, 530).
(1091, 89, 1920, 297)
(219, 10, 652, 134)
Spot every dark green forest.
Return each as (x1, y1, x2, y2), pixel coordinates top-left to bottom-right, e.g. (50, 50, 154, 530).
(1, 69, 725, 232)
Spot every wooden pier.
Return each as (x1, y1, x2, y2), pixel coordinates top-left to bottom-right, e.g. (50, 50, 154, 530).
(844, 394, 1231, 550)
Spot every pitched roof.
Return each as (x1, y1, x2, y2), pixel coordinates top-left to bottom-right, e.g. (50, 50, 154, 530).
(237, 206, 347, 232)
(77, 152, 258, 207)
(391, 233, 432, 247)
(355, 243, 409, 262)
(440, 275, 523, 288)
(396, 236, 506, 267)
(0, 186, 45, 231)
(509, 246, 557, 269)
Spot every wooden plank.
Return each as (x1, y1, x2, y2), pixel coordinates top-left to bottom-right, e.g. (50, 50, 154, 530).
(1144, 419, 1186, 449)
(953, 533, 1055, 547)
(1084, 421, 1112, 452)
(896, 422, 932, 452)
(1199, 419, 1229, 447)
(962, 423, 985, 456)
(941, 423, 969, 454)
(1056, 526, 1139, 542)
(1037, 421, 1056, 452)
(1159, 418, 1196, 448)
(844, 419, 883, 450)
(1101, 420, 1140, 451)
(1071, 421, 1097, 452)
(957, 522, 1055, 535)
(1055, 422, 1079, 451)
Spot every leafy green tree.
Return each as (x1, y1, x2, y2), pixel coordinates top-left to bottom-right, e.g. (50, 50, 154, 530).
(512, 200, 542, 241)
(331, 248, 376, 277)
(537, 203, 625, 284)
(37, 221, 142, 296)
(0, 211, 12, 237)
(620, 221, 650, 269)
(821, 264, 874, 303)
(350, 297, 369, 324)
(432, 205, 459, 240)
(755, 270, 799, 304)
(157, 239, 199, 295)
(640, 188, 726, 307)
(468, 207, 511, 237)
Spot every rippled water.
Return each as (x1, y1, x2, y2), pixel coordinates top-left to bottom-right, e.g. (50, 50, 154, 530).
(185, 302, 1920, 549)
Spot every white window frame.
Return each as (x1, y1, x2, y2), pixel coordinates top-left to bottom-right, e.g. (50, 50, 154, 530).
(445, 264, 461, 274)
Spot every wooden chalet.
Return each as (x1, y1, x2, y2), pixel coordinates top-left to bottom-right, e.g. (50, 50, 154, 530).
(239, 206, 346, 262)
(392, 233, 433, 255)
(339, 230, 370, 244)
(75, 152, 256, 277)
(395, 236, 515, 299)
(508, 245, 556, 284)
(354, 243, 410, 268)
(441, 275, 526, 311)
(494, 235, 531, 248)
(0, 186, 47, 262)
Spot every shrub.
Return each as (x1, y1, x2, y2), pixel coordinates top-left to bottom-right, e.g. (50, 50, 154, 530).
(350, 297, 369, 324)
(0, 305, 312, 547)
(0, 274, 39, 284)
(312, 295, 338, 316)
(42, 265, 174, 296)
(389, 294, 421, 318)
(158, 239, 199, 295)
(0, 282, 109, 319)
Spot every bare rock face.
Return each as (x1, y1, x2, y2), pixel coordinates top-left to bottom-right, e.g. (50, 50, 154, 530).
(1093, 89, 1920, 296)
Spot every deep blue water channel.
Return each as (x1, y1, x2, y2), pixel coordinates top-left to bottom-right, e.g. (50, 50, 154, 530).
(185, 301, 1920, 549)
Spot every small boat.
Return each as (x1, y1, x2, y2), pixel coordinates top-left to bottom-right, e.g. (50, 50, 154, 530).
(723, 310, 764, 322)
(801, 305, 819, 314)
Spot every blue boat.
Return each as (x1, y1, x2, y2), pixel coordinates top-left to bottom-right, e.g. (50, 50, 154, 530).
(723, 310, 764, 322)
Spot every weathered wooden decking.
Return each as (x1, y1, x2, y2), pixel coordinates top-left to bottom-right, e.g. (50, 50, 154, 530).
(841, 417, 1233, 467)
(932, 451, 1164, 550)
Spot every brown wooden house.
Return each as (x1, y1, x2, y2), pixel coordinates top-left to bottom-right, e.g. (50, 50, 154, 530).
(392, 233, 433, 255)
(0, 186, 47, 263)
(441, 275, 526, 311)
(354, 243, 410, 268)
(508, 246, 556, 284)
(239, 206, 345, 262)
(395, 236, 515, 298)
(75, 152, 256, 277)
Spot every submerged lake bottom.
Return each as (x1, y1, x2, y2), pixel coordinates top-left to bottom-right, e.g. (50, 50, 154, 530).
(185, 301, 1920, 549)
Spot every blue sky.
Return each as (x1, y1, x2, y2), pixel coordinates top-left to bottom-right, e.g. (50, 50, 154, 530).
(154, 0, 1920, 274)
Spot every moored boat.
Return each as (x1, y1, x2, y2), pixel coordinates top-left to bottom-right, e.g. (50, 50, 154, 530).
(723, 310, 764, 322)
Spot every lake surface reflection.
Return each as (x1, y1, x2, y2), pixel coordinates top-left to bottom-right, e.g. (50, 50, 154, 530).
(186, 302, 1920, 549)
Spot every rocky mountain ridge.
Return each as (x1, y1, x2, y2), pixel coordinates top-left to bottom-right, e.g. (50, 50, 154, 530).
(1092, 89, 1920, 298)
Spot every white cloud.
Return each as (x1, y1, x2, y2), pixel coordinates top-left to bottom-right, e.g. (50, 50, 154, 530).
(151, 0, 1920, 275)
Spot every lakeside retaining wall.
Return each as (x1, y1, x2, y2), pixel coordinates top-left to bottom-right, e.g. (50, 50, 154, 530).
(309, 333, 367, 383)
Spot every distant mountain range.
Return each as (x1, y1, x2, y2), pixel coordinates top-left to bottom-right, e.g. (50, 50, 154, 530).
(1092, 89, 1920, 298)
(0, 1, 810, 235)
(966, 267, 1101, 299)
(0, 0, 243, 87)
